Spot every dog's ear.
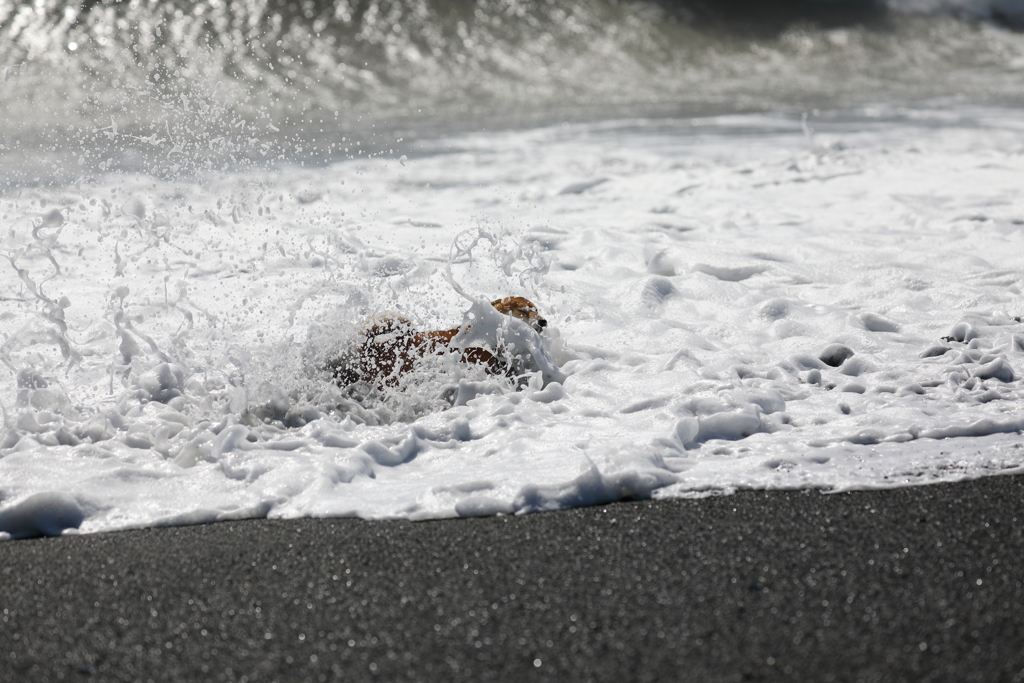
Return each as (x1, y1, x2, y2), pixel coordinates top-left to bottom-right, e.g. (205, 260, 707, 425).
(490, 297, 514, 314)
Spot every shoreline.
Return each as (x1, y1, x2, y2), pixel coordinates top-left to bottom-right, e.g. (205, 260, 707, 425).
(2, 474, 1023, 682)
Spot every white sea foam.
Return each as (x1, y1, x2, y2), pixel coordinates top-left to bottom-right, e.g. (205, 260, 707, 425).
(3, 107, 1024, 538)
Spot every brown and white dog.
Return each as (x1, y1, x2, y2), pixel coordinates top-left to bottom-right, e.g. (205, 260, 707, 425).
(328, 297, 547, 387)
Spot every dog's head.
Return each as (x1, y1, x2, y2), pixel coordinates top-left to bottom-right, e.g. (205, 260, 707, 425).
(491, 297, 547, 334)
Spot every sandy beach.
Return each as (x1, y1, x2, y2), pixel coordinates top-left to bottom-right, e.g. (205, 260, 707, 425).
(2, 473, 1022, 682)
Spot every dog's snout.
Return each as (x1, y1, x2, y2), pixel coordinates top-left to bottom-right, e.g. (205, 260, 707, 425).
(537, 318, 547, 329)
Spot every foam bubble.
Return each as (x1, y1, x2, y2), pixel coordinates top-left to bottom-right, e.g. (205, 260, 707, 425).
(0, 492, 85, 539)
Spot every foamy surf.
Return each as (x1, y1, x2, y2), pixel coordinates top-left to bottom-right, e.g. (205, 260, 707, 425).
(3, 108, 1024, 538)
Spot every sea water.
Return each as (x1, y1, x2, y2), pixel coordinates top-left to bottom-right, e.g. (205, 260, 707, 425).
(2, 0, 1024, 538)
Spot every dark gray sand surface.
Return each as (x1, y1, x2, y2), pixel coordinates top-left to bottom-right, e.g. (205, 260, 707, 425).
(2, 474, 1024, 683)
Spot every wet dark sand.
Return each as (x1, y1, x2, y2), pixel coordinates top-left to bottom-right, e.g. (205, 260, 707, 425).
(2, 474, 1023, 683)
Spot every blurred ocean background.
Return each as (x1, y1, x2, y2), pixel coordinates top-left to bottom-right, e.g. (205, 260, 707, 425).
(2, 0, 1023, 183)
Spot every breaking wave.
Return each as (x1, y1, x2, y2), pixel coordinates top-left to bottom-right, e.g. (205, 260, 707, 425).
(2, 0, 1024, 185)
